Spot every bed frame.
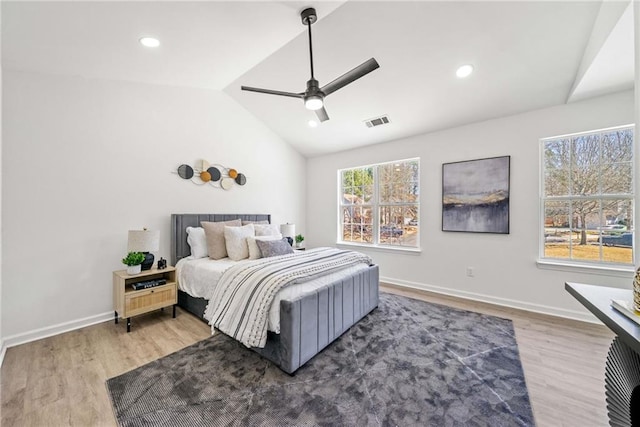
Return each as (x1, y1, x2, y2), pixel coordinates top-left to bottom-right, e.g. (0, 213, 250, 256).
(170, 213, 380, 374)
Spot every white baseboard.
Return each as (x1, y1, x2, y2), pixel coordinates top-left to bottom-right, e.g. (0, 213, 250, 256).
(1, 311, 113, 365)
(380, 276, 601, 324)
(0, 339, 6, 369)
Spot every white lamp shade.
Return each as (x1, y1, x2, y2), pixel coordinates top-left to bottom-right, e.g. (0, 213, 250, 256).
(280, 223, 295, 238)
(127, 229, 160, 252)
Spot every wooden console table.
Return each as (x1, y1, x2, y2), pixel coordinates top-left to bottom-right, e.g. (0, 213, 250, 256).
(565, 282, 640, 427)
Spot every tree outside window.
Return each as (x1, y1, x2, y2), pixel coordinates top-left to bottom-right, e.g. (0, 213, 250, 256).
(340, 159, 420, 248)
(542, 126, 634, 265)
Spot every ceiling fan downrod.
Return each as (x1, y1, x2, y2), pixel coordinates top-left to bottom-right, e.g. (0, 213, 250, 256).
(301, 8, 323, 110)
(302, 8, 317, 80)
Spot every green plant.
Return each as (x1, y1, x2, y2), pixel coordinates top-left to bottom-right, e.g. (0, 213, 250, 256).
(122, 252, 145, 266)
(295, 234, 305, 244)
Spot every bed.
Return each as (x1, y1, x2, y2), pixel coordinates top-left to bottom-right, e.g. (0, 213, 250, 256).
(170, 213, 380, 374)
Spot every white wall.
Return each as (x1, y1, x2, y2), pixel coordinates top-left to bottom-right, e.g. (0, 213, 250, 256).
(307, 89, 635, 321)
(2, 70, 306, 341)
(0, 3, 3, 359)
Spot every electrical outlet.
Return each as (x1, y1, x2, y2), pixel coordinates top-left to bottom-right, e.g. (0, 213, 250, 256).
(466, 267, 474, 277)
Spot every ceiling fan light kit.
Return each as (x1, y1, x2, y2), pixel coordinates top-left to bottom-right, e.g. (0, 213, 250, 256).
(304, 94, 324, 110)
(241, 7, 380, 123)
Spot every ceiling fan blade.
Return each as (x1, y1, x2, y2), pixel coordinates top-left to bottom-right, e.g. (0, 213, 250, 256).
(241, 86, 303, 99)
(315, 106, 329, 122)
(320, 58, 380, 96)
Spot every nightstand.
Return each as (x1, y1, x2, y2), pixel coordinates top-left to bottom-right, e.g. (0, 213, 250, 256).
(113, 266, 177, 332)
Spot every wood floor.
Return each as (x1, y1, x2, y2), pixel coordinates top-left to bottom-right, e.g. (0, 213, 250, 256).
(1, 285, 614, 427)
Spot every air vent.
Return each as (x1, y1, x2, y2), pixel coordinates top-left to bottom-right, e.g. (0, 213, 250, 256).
(364, 115, 391, 128)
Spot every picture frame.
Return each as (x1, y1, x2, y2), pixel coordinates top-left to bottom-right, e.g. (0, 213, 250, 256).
(442, 156, 510, 234)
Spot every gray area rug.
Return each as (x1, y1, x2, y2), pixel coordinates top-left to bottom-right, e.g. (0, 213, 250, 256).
(107, 293, 535, 426)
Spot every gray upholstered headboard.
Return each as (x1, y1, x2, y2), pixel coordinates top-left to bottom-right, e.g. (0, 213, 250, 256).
(171, 214, 271, 265)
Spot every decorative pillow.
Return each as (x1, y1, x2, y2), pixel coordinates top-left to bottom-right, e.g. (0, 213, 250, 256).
(224, 224, 255, 261)
(247, 234, 283, 260)
(242, 220, 270, 225)
(186, 226, 208, 259)
(256, 238, 294, 258)
(201, 219, 242, 260)
(255, 223, 281, 237)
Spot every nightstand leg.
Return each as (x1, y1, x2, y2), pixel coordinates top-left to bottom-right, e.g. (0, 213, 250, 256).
(126, 318, 131, 333)
(172, 305, 176, 318)
(114, 311, 118, 324)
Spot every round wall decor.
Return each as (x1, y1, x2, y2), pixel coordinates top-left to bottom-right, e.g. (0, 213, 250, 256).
(200, 171, 212, 182)
(174, 159, 246, 190)
(220, 177, 235, 190)
(177, 164, 194, 179)
(207, 167, 221, 182)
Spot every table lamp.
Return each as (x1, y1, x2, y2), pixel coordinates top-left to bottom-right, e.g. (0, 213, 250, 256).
(280, 223, 295, 246)
(128, 229, 160, 271)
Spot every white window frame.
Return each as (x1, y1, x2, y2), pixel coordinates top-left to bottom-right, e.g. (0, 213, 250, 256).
(337, 158, 420, 252)
(538, 124, 635, 271)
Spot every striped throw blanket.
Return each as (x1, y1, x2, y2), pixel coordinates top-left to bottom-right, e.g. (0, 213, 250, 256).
(203, 247, 372, 348)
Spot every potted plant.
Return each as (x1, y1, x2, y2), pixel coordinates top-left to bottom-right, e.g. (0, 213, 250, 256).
(295, 234, 305, 248)
(122, 252, 145, 275)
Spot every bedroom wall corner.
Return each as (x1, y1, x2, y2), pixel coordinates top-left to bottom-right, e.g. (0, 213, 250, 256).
(0, 1, 4, 366)
(1, 70, 306, 344)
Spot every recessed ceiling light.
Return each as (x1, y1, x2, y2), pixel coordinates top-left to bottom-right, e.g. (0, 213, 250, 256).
(308, 120, 318, 128)
(456, 64, 474, 78)
(139, 37, 160, 48)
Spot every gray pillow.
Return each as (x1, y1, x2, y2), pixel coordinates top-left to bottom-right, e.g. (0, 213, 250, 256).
(256, 238, 294, 258)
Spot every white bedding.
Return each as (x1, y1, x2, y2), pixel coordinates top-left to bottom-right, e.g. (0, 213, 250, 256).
(176, 249, 369, 333)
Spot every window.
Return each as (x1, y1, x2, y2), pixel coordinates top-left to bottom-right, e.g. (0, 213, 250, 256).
(339, 158, 419, 248)
(541, 125, 634, 266)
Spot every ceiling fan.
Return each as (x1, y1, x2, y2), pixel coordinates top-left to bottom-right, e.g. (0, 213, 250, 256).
(241, 7, 380, 123)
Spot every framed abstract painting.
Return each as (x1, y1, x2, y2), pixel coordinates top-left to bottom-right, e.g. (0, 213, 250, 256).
(442, 156, 510, 234)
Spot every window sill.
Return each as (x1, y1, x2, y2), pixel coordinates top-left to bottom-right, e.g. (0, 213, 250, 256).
(337, 241, 422, 255)
(536, 259, 635, 278)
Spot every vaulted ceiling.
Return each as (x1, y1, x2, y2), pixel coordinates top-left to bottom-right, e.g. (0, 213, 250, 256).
(2, 1, 635, 157)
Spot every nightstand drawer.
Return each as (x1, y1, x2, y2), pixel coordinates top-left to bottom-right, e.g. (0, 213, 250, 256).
(125, 283, 177, 317)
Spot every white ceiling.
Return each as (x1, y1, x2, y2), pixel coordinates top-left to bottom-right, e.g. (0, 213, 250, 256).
(1, 1, 344, 90)
(2, 1, 635, 157)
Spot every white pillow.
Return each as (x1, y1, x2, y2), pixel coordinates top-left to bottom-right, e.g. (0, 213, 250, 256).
(186, 227, 208, 259)
(254, 224, 280, 237)
(224, 224, 255, 261)
(247, 234, 283, 260)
